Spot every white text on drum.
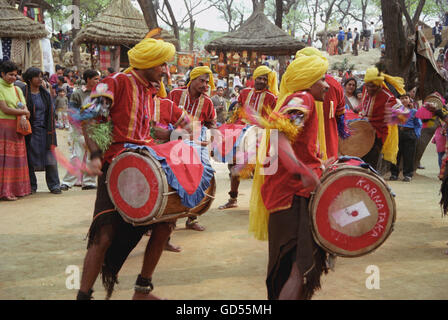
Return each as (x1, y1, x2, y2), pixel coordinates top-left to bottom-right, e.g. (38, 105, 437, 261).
(356, 178, 387, 238)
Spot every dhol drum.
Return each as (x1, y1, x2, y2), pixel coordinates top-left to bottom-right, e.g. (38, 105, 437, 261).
(212, 124, 263, 163)
(338, 119, 375, 158)
(106, 149, 216, 226)
(309, 158, 396, 257)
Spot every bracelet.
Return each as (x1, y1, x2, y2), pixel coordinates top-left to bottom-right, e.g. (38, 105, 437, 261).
(90, 150, 103, 160)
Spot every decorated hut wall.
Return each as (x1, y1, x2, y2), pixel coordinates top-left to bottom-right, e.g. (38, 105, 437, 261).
(0, 0, 50, 72)
(205, 9, 305, 83)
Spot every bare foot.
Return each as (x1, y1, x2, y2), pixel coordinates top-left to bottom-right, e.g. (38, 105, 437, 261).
(186, 220, 205, 231)
(132, 292, 164, 300)
(3, 196, 18, 201)
(165, 242, 182, 252)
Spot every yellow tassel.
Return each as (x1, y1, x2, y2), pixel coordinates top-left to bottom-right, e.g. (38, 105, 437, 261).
(381, 124, 399, 164)
(239, 164, 256, 179)
(248, 129, 271, 241)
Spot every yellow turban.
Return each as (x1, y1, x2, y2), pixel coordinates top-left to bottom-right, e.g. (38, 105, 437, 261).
(364, 67, 406, 96)
(125, 38, 175, 97)
(295, 47, 323, 59)
(275, 54, 328, 111)
(253, 65, 279, 96)
(127, 38, 175, 70)
(187, 66, 215, 91)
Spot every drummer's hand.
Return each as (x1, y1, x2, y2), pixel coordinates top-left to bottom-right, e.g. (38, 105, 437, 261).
(153, 127, 172, 142)
(86, 157, 103, 176)
(296, 170, 320, 190)
(323, 157, 336, 169)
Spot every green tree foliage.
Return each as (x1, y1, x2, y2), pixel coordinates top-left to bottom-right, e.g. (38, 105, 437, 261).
(45, 0, 112, 32)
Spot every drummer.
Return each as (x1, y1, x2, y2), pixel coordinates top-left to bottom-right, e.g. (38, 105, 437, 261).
(251, 54, 331, 299)
(169, 65, 217, 232)
(219, 65, 278, 210)
(295, 47, 346, 160)
(76, 38, 177, 300)
(358, 67, 408, 170)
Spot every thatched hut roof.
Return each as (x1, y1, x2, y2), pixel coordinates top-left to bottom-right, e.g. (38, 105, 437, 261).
(11, 0, 52, 10)
(74, 0, 178, 48)
(0, 0, 49, 39)
(205, 9, 305, 56)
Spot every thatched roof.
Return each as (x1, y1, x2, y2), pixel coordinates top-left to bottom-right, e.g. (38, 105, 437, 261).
(74, 0, 178, 48)
(11, 0, 52, 10)
(0, 0, 49, 39)
(205, 9, 305, 56)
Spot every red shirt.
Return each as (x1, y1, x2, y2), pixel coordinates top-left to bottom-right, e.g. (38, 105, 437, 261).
(359, 87, 400, 143)
(323, 74, 346, 159)
(234, 88, 277, 124)
(261, 91, 323, 213)
(93, 70, 157, 163)
(169, 87, 216, 126)
(152, 97, 187, 128)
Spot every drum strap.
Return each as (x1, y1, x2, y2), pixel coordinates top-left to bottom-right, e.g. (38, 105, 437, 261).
(153, 97, 161, 123)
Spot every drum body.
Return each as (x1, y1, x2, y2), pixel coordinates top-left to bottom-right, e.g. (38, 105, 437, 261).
(107, 149, 215, 226)
(213, 124, 263, 164)
(309, 160, 396, 257)
(338, 119, 375, 157)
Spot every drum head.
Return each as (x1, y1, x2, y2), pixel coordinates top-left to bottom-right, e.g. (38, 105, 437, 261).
(424, 93, 443, 110)
(107, 151, 168, 225)
(310, 166, 396, 257)
(338, 120, 375, 157)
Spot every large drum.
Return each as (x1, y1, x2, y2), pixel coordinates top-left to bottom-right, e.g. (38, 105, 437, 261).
(309, 158, 396, 257)
(107, 149, 216, 226)
(213, 124, 263, 163)
(338, 119, 375, 157)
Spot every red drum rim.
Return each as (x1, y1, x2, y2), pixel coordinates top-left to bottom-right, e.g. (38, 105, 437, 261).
(107, 151, 168, 225)
(310, 166, 396, 257)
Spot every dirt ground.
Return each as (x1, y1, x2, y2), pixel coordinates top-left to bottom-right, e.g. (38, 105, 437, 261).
(1, 128, 447, 300)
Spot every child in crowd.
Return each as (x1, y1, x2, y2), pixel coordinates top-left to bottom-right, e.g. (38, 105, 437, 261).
(390, 93, 422, 182)
(55, 88, 69, 129)
(432, 123, 447, 170)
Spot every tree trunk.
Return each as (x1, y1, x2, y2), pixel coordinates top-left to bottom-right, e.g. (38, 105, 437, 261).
(275, 0, 283, 28)
(380, 0, 414, 80)
(72, 0, 81, 72)
(137, 0, 159, 30)
(189, 19, 196, 52)
(164, 0, 180, 50)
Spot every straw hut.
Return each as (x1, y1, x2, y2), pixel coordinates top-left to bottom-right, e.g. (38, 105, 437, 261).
(0, 0, 50, 71)
(205, 9, 304, 56)
(74, 0, 178, 71)
(0, 0, 48, 40)
(205, 8, 305, 80)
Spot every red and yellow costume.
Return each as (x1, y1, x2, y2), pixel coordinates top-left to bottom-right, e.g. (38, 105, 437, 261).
(322, 74, 345, 159)
(359, 86, 401, 143)
(152, 96, 187, 129)
(261, 92, 323, 213)
(92, 70, 159, 164)
(169, 87, 216, 125)
(235, 87, 277, 122)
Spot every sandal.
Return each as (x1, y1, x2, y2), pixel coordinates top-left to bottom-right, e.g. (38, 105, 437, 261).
(218, 198, 237, 210)
(185, 219, 205, 231)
